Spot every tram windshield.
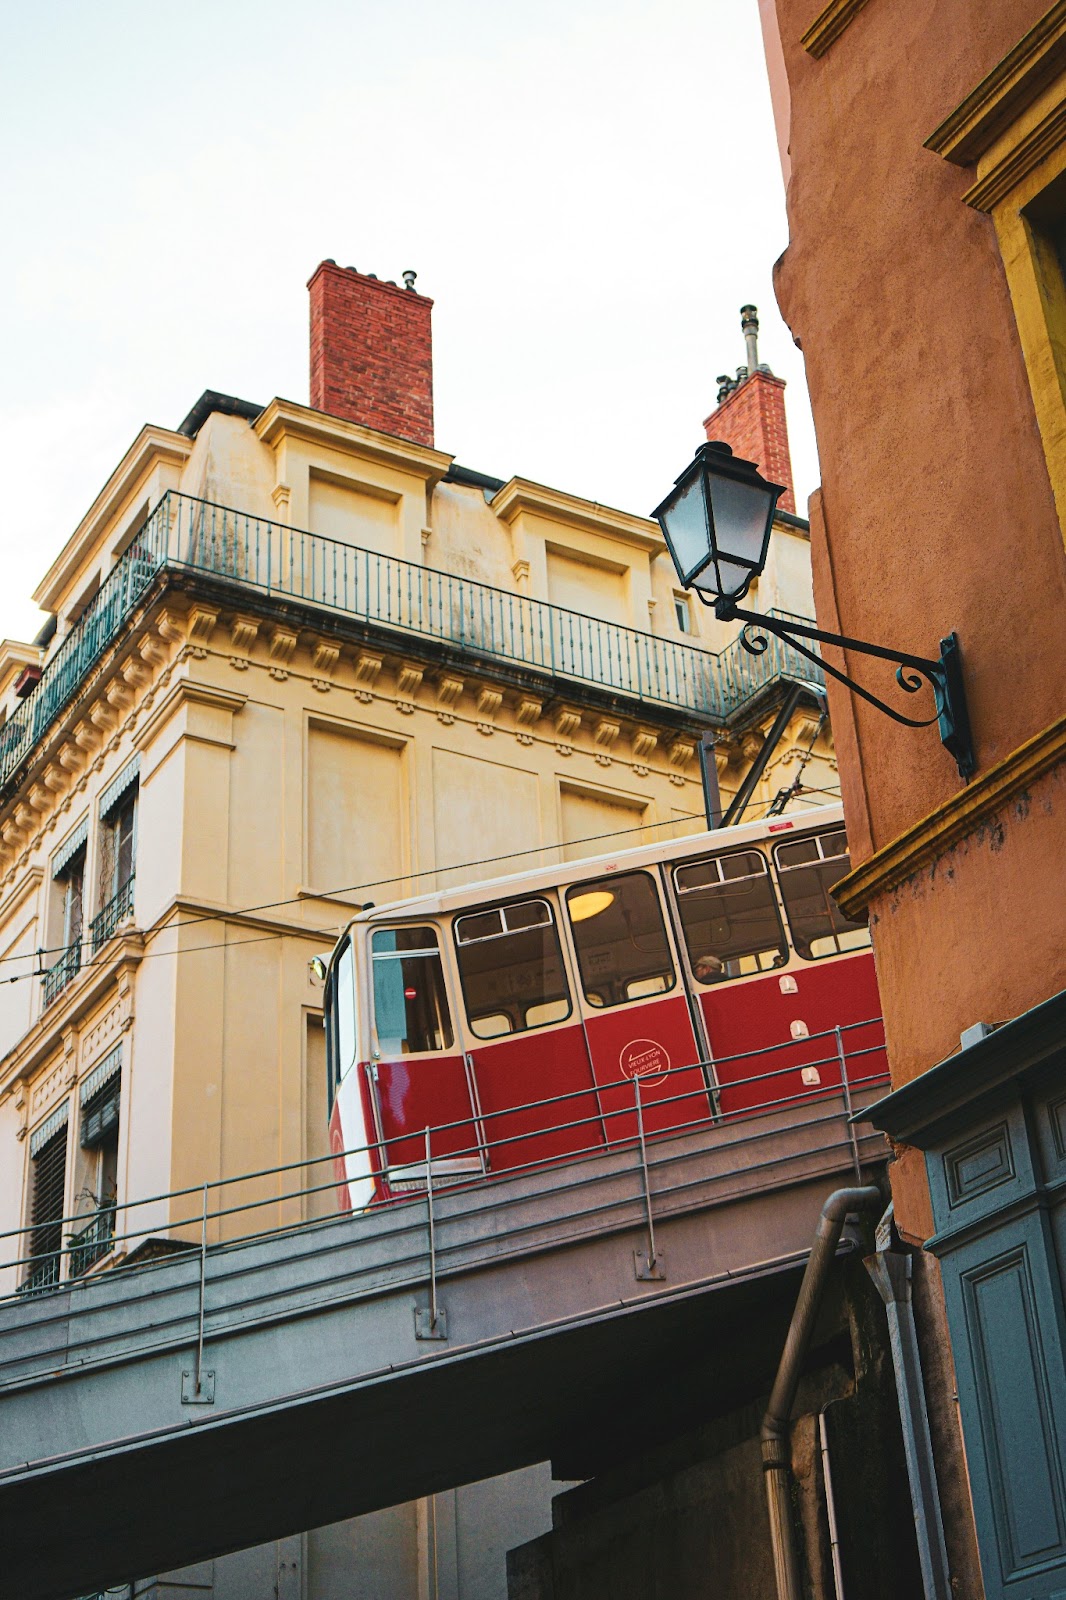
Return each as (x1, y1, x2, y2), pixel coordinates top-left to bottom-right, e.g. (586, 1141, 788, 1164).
(566, 871, 676, 1008)
(455, 898, 571, 1039)
(673, 849, 787, 982)
(773, 829, 869, 959)
(371, 927, 453, 1054)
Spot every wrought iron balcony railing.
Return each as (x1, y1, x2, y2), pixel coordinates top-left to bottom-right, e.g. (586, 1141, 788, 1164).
(67, 1204, 117, 1278)
(90, 874, 136, 952)
(0, 491, 825, 799)
(42, 939, 81, 1008)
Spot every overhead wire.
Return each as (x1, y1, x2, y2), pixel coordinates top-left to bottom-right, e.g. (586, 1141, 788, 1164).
(0, 783, 843, 986)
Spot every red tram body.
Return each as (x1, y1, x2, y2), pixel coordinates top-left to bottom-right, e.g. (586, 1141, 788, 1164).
(322, 805, 884, 1210)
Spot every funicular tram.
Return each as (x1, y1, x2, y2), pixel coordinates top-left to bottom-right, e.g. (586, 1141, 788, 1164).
(322, 804, 885, 1210)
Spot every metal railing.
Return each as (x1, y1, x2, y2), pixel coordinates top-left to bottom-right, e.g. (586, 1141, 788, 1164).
(89, 875, 136, 952)
(68, 1205, 117, 1278)
(0, 1017, 887, 1305)
(1, 491, 825, 798)
(42, 939, 82, 1007)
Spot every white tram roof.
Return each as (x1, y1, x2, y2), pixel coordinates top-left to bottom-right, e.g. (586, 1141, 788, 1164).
(343, 801, 845, 939)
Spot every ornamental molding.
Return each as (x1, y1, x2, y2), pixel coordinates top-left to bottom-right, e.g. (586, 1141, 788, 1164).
(962, 98, 1066, 212)
(925, 0, 1066, 165)
(800, 0, 871, 59)
(833, 712, 1066, 920)
(490, 477, 664, 552)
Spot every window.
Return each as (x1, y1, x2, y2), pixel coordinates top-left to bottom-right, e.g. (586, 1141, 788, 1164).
(327, 938, 358, 1106)
(45, 825, 86, 1005)
(774, 829, 870, 959)
(70, 1051, 120, 1277)
(371, 927, 453, 1055)
(455, 898, 571, 1039)
(566, 871, 676, 1009)
(674, 593, 692, 634)
(25, 1103, 69, 1293)
(94, 763, 138, 950)
(674, 849, 787, 983)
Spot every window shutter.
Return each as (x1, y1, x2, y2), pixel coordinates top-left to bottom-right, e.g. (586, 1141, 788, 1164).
(28, 1104, 69, 1287)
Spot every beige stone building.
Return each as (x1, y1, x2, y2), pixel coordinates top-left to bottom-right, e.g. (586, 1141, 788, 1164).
(0, 264, 833, 1597)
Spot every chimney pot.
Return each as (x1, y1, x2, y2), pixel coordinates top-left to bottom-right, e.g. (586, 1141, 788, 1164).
(402, 269, 417, 291)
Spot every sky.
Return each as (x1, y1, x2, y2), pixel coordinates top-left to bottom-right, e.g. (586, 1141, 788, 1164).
(0, 0, 816, 645)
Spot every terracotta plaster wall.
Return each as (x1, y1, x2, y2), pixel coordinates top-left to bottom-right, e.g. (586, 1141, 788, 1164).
(769, 0, 1066, 1076)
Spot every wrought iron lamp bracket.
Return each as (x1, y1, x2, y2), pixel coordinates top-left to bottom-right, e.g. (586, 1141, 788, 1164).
(712, 600, 975, 781)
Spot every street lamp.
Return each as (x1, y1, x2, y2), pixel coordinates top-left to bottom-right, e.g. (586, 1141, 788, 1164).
(652, 441, 975, 780)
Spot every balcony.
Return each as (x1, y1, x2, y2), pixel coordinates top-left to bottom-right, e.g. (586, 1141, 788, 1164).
(0, 491, 825, 800)
(67, 1204, 117, 1277)
(42, 940, 81, 1008)
(90, 875, 135, 952)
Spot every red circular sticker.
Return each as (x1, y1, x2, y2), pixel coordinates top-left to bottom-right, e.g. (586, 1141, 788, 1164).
(619, 1039, 671, 1083)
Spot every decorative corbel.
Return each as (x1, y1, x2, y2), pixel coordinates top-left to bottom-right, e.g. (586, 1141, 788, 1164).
(229, 617, 259, 671)
(267, 627, 298, 680)
(476, 688, 503, 736)
(353, 653, 383, 703)
(27, 783, 50, 814)
(593, 719, 620, 767)
(187, 605, 220, 659)
(436, 675, 464, 725)
(104, 678, 133, 715)
(42, 764, 67, 794)
(668, 737, 696, 786)
(121, 658, 149, 692)
(555, 708, 581, 756)
(511, 559, 531, 591)
(271, 483, 292, 522)
(515, 698, 542, 746)
(396, 664, 424, 715)
(311, 642, 340, 693)
(631, 729, 657, 777)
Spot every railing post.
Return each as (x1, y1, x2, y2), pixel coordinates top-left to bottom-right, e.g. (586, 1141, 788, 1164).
(182, 1182, 215, 1404)
(633, 1076, 664, 1281)
(415, 1127, 448, 1339)
(836, 1026, 862, 1182)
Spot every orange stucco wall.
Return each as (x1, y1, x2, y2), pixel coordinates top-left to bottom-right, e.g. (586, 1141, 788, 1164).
(767, 0, 1066, 1086)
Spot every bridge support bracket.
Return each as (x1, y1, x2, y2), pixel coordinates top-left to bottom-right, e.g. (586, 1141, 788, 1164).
(414, 1307, 448, 1341)
(634, 1249, 665, 1282)
(181, 1368, 215, 1404)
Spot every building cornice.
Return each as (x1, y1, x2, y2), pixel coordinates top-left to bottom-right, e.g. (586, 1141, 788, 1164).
(800, 0, 871, 59)
(832, 712, 1066, 919)
(490, 477, 665, 552)
(254, 398, 454, 486)
(33, 427, 192, 614)
(925, 0, 1066, 165)
(962, 96, 1066, 212)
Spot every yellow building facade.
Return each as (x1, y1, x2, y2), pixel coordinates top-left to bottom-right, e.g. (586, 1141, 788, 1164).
(0, 267, 834, 1598)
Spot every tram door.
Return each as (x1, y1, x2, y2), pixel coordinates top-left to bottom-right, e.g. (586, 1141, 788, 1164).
(563, 869, 711, 1141)
(368, 925, 483, 1183)
(453, 897, 605, 1173)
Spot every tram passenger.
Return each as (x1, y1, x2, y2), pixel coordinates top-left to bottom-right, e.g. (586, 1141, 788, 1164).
(693, 953, 724, 984)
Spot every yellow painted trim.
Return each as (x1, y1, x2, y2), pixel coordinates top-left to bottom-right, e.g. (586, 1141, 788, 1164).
(963, 98, 1066, 211)
(490, 477, 665, 551)
(832, 713, 1066, 919)
(800, 0, 871, 59)
(254, 398, 453, 485)
(926, 1, 1066, 164)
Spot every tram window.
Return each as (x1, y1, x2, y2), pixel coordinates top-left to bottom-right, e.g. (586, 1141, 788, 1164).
(774, 829, 870, 959)
(454, 899, 571, 1039)
(335, 939, 357, 1081)
(566, 871, 676, 1009)
(673, 849, 786, 983)
(371, 926, 453, 1055)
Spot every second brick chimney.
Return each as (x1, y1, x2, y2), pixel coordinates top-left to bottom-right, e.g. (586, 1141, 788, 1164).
(308, 261, 435, 448)
(702, 306, 795, 513)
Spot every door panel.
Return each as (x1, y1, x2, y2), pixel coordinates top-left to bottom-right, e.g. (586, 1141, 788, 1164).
(371, 1054, 480, 1170)
(582, 994, 711, 1141)
(701, 951, 885, 1114)
(470, 1023, 604, 1172)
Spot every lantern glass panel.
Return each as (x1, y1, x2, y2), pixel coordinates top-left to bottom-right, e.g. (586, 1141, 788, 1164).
(707, 472, 773, 572)
(692, 557, 752, 598)
(659, 472, 711, 584)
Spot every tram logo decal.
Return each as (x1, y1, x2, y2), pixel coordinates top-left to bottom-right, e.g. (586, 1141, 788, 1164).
(619, 1039, 670, 1083)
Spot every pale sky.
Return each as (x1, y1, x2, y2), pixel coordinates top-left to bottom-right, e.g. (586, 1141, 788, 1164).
(0, 0, 816, 645)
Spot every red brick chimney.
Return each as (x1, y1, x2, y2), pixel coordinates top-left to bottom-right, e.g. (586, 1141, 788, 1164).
(702, 306, 795, 513)
(308, 261, 434, 447)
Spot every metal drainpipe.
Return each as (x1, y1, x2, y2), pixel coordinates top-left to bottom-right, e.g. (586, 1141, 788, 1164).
(761, 1185, 882, 1600)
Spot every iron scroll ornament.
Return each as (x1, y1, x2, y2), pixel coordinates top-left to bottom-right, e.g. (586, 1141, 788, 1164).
(712, 600, 976, 781)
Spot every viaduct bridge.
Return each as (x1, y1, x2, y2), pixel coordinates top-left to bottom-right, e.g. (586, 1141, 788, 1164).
(0, 1078, 888, 1600)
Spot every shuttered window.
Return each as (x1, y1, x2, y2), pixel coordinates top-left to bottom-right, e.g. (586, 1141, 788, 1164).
(26, 1104, 69, 1292)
